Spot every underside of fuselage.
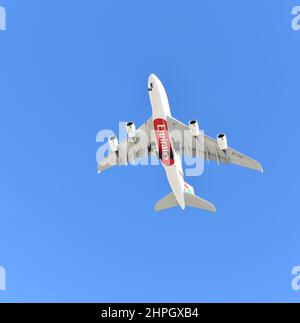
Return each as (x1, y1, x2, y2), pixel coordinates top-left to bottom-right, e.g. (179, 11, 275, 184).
(148, 74, 186, 209)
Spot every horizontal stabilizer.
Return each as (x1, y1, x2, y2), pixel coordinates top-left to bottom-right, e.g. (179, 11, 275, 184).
(184, 192, 216, 212)
(155, 191, 217, 212)
(155, 192, 178, 211)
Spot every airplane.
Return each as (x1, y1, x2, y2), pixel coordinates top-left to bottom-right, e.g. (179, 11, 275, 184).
(97, 74, 263, 212)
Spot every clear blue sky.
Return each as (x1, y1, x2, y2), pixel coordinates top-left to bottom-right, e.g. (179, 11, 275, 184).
(0, 0, 300, 302)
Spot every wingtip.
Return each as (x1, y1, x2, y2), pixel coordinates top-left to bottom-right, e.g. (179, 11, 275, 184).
(207, 201, 217, 213)
(210, 205, 217, 213)
(254, 161, 263, 173)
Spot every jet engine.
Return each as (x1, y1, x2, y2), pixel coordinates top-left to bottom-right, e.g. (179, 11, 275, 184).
(189, 120, 200, 137)
(217, 133, 228, 150)
(126, 122, 136, 138)
(109, 136, 119, 152)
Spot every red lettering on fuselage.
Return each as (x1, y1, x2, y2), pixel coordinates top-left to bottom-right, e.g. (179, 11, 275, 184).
(153, 118, 174, 166)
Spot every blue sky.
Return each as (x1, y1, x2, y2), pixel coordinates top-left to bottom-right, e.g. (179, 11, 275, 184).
(0, 0, 300, 302)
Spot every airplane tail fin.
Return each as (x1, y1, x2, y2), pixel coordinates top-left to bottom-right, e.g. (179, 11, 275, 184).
(154, 190, 217, 212)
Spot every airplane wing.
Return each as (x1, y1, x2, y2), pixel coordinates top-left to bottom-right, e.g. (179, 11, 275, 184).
(97, 117, 155, 173)
(167, 116, 263, 172)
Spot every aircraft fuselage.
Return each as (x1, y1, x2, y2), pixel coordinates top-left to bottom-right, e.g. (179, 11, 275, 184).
(148, 74, 186, 209)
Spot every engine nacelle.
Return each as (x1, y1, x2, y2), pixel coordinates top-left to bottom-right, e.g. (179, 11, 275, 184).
(189, 120, 200, 137)
(126, 121, 136, 138)
(109, 136, 119, 152)
(217, 133, 228, 150)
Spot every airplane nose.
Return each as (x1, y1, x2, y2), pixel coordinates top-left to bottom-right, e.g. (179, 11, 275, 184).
(148, 73, 156, 82)
(148, 73, 160, 92)
(148, 74, 156, 91)
(149, 73, 160, 85)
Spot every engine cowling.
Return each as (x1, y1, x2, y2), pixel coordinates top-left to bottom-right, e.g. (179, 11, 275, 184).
(126, 121, 136, 138)
(189, 120, 200, 137)
(109, 136, 119, 152)
(217, 133, 228, 150)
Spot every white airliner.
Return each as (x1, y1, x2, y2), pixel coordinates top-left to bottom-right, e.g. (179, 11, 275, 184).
(98, 74, 263, 212)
